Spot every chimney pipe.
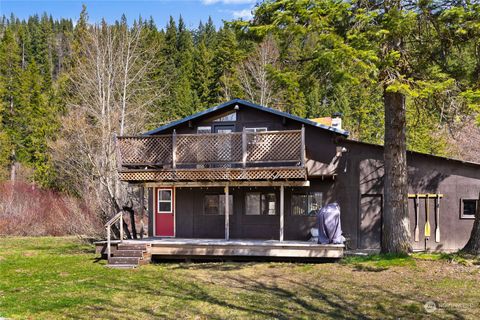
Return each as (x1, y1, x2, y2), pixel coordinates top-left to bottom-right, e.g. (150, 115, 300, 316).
(331, 112, 342, 130)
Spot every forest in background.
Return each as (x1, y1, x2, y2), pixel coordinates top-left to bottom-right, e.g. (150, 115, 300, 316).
(0, 1, 479, 236)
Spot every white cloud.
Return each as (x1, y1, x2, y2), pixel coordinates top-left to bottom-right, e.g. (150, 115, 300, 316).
(232, 8, 253, 20)
(202, 0, 256, 5)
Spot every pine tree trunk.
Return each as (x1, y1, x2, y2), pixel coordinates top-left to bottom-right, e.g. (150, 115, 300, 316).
(462, 192, 480, 254)
(382, 89, 412, 254)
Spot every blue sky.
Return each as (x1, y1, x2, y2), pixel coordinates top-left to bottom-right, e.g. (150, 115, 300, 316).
(0, 0, 257, 28)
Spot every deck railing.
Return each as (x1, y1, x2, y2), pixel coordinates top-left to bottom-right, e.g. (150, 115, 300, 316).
(117, 128, 305, 170)
(105, 211, 124, 258)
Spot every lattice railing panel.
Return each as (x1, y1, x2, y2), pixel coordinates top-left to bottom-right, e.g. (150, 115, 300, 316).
(118, 167, 307, 182)
(247, 131, 302, 162)
(176, 133, 243, 164)
(118, 136, 172, 165)
(117, 129, 303, 170)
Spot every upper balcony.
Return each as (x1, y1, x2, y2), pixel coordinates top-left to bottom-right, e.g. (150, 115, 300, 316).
(117, 129, 307, 182)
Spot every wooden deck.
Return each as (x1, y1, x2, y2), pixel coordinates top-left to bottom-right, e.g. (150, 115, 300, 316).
(116, 129, 307, 182)
(96, 238, 344, 266)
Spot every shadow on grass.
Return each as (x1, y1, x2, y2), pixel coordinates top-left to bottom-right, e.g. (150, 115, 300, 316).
(10, 257, 468, 320)
(6, 236, 470, 320)
(64, 258, 467, 320)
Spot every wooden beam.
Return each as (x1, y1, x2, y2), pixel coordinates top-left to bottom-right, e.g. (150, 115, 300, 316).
(172, 129, 177, 169)
(300, 125, 305, 167)
(242, 128, 247, 168)
(280, 185, 284, 242)
(225, 184, 230, 241)
(145, 180, 310, 188)
(148, 245, 344, 258)
(140, 186, 145, 239)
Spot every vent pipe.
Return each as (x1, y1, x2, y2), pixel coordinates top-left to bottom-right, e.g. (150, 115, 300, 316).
(331, 112, 342, 130)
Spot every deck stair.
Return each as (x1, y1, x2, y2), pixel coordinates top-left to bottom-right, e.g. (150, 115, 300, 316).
(106, 243, 151, 269)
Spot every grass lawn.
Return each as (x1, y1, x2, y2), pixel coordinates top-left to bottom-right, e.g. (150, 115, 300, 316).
(1, 237, 480, 319)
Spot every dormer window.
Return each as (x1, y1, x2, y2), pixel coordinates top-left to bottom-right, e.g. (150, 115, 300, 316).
(213, 112, 236, 122)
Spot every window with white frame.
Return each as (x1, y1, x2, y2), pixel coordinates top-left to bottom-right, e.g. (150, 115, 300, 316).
(461, 199, 478, 219)
(197, 126, 211, 134)
(157, 189, 173, 213)
(245, 127, 267, 133)
(245, 127, 267, 145)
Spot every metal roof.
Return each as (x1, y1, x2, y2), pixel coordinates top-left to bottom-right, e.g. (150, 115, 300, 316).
(144, 98, 350, 136)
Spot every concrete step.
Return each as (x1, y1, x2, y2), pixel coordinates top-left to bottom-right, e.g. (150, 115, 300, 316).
(108, 256, 140, 265)
(106, 264, 137, 269)
(112, 250, 144, 257)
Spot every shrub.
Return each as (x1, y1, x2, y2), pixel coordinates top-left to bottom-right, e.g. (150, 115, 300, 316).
(0, 181, 103, 237)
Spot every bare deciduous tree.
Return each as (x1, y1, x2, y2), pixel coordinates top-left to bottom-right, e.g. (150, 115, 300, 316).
(448, 117, 480, 163)
(238, 35, 279, 107)
(51, 22, 164, 238)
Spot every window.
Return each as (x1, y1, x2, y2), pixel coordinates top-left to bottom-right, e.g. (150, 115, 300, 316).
(245, 128, 267, 145)
(157, 189, 172, 213)
(204, 194, 233, 215)
(213, 112, 236, 122)
(245, 192, 277, 215)
(197, 126, 211, 134)
(461, 199, 478, 219)
(262, 193, 276, 215)
(291, 192, 323, 216)
(245, 127, 267, 133)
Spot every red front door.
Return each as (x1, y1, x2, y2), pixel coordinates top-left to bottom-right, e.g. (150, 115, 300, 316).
(155, 187, 175, 237)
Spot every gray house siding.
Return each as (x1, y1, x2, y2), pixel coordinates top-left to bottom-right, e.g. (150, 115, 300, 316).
(145, 100, 479, 251)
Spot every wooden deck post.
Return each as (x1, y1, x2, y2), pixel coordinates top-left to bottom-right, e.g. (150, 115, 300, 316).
(140, 186, 145, 239)
(280, 185, 284, 241)
(242, 128, 247, 168)
(114, 134, 122, 171)
(172, 129, 177, 169)
(107, 226, 111, 257)
(300, 125, 305, 167)
(120, 213, 124, 243)
(225, 184, 230, 240)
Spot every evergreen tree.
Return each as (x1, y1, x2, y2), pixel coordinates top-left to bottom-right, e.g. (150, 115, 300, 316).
(16, 61, 58, 185)
(213, 27, 243, 101)
(170, 16, 196, 117)
(0, 28, 22, 181)
(0, 66, 10, 177)
(192, 39, 214, 108)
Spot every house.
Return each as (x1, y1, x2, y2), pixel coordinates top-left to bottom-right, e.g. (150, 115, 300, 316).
(99, 99, 480, 266)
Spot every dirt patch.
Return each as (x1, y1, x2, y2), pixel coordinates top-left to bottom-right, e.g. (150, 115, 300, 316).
(23, 251, 37, 257)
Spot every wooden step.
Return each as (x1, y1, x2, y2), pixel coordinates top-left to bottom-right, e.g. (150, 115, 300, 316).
(139, 258, 152, 265)
(112, 250, 144, 257)
(117, 244, 148, 251)
(96, 244, 118, 255)
(106, 264, 138, 269)
(108, 257, 140, 265)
